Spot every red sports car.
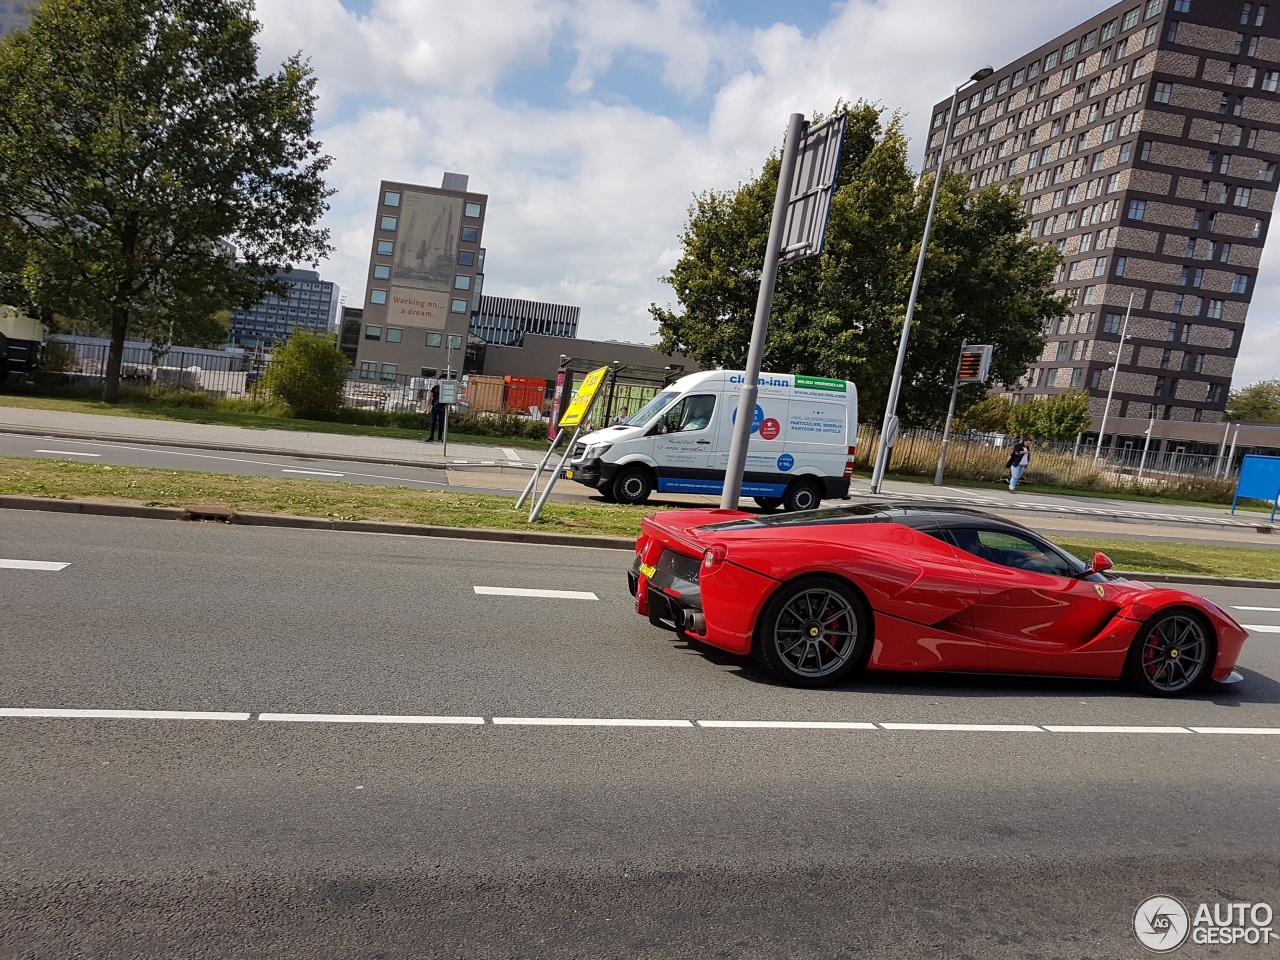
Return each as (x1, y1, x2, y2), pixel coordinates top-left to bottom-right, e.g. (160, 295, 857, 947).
(627, 503, 1249, 695)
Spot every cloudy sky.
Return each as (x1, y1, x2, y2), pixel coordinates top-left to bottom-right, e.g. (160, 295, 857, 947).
(252, 0, 1278, 388)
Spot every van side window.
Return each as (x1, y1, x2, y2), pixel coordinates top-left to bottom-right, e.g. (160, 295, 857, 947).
(660, 394, 716, 433)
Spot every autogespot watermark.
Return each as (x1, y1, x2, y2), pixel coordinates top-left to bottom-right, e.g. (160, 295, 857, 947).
(1134, 896, 1275, 952)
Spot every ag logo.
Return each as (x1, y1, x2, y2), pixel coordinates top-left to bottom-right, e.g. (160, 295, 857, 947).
(1134, 896, 1190, 952)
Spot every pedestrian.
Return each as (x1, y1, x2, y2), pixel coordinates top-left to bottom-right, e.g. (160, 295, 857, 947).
(426, 381, 445, 442)
(613, 407, 628, 425)
(1007, 437, 1031, 492)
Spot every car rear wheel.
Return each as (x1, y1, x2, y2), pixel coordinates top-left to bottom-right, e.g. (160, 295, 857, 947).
(753, 496, 783, 512)
(782, 479, 822, 512)
(611, 465, 653, 505)
(1124, 609, 1214, 697)
(753, 576, 870, 688)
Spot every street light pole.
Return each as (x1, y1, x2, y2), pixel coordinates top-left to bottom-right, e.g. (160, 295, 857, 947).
(1093, 290, 1135, 460)
(870, 65, 993, 494)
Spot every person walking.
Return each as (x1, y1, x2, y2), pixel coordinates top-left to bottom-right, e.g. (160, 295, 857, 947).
(426, 381, 445, 442)
(1007, 437, 1031, 492)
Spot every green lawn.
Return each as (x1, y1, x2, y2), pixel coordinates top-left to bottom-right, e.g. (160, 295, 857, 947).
(1, 457, 1277, 580)
(0, 394, 550, 450)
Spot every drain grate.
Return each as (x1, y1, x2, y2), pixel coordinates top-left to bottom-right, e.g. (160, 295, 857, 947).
(181, 506, 236, 523)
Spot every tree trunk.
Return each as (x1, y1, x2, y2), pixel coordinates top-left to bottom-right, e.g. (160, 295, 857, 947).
(102, 305, 129, 403)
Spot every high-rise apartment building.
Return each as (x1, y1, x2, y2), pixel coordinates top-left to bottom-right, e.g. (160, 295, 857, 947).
(471, 295, 580, 345)
(228, 268, 338, 348)
(354, 174, 486, 382)
(924, 0, 1280, 424)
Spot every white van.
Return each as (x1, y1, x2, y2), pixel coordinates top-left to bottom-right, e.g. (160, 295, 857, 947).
(564, 370, 857, 510)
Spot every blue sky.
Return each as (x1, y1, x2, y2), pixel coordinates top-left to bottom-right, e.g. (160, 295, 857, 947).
(250, 0, 1279, 388)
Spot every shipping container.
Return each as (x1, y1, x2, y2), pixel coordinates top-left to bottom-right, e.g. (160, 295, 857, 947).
(504, 375, 547, 414)
(464, 375, 507, 413)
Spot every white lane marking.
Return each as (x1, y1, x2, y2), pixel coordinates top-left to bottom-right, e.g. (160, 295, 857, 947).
(492, 717, 693, 727)
(5, 435, 444, 486)
(698, 720, 877, 730)
(1233, 606, 1280, 612)
(1242, 624, 1280, 633)
(259, 713, 483, 725)
(0, 559, 69, 571)
(1190, 727, 1280, 735)
(501, 448, 521, 461)
(1042, 725, 1191, 734)
(878, 722, 1043, 732)
(281, 468, 345, 477)
(34, 449, 102, 457)
(474, 586, 598, 600)
(0, 708, 247, 720)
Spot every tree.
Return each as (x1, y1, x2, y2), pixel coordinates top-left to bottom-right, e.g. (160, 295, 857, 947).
(260, 331, 348, 419)
(1226, 379, 1280, 423)
(650, 103, 1070, 425)
(1007, 392, 1091, 442)
(0, 0, 332, 402)
(956, 393, 1012, 434)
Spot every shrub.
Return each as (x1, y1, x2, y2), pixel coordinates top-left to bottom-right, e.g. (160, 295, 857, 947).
(259, 331, 349, 419)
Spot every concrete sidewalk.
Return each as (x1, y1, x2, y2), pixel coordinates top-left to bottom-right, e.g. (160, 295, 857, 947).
(0, 405, 540, 470)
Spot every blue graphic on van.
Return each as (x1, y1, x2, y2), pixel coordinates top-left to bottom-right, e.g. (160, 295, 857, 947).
(777, 454, 794, 472)
(731, 404, 765, 434)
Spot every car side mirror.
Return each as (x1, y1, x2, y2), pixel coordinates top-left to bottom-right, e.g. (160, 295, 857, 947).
(1090, 551, 1113, 575)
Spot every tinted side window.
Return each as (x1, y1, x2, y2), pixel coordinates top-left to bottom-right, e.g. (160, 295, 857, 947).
(947, 527, 1077, 577)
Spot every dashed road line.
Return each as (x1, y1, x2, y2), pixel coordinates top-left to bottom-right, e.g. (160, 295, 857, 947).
(0, 559, 69, 571)
(34, 449, 101, 457)
(1040, 725, 1192, 734)
(1242, 624, 1280, 634)
(493, 717, 693, 727)
(878, 722, 1043, 732)
(281, 468, 345, 477)
(698, 720, 876, 730)
(474, 586, 598, 600)
(0, 707, 248, 720)
(259, 712, 484, 725)
(1234, 606, 1280, 613)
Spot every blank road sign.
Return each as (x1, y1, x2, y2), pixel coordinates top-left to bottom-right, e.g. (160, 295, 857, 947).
(780, 112, 848, 264)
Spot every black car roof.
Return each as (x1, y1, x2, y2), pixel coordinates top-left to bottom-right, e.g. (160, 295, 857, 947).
(701, 501, 1036, 534)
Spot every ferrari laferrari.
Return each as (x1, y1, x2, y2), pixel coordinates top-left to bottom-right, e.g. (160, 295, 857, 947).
(627, 503, 1249, 695)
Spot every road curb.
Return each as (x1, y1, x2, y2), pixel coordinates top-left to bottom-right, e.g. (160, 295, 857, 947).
(0, 495, 636, 551)
(0, 425, 540, 473)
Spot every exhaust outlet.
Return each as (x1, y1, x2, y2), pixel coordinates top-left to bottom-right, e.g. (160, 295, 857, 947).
(681, 609, 706, 633)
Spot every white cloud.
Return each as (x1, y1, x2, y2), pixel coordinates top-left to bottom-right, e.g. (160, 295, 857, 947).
(252, 0, 1280, 388)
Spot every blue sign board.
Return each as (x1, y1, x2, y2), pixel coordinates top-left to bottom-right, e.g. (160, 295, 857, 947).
(1232, 454, 1280, 522)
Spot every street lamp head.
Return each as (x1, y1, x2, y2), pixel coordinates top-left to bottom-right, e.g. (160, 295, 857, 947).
(971, 65, 994, 82)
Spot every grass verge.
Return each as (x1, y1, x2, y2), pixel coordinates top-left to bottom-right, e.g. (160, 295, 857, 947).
(0, 395, 550, 450)
(1, 458, 1277, 579)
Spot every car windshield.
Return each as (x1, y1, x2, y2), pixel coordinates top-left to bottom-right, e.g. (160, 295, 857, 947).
(624, 390, 679, 426)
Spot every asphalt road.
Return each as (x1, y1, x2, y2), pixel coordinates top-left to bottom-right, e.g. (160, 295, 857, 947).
(2, 512, 1279, 959)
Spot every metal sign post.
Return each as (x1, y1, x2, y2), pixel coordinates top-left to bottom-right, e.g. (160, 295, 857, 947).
(1094, 290, 1134, 460)
(520, 365, 612, 521)
(721, 110, 846, 511)
(933, 343, 992, 485)
(438, 380, 458, 458)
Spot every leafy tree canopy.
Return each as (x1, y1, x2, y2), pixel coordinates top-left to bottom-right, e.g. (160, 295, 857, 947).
(1007, 391, 1092, 443)
(1225, 379, 1280, 423)
(260, 330, 349, 419)
(650, 102, 1070, 425)
(0, 0, 333, 401)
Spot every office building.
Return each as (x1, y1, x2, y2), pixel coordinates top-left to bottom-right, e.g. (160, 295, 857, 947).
(924, 0, 1280, 424)
(228, 268, 338, 348)
(471, 295, 581, 345)
(354, 174, 486, 382)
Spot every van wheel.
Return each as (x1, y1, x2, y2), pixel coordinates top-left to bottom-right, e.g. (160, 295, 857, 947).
(611, 466, 653, 505)
(754, 496, 783, 512)
(783, 479, 822, 512)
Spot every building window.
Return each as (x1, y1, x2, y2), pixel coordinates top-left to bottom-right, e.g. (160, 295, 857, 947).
(369, 289, 387, 305)
(1260, 3, 1269, 24)
(380, 215, 397, 231)
(451, 298, 468, 314)
(460, 226, 478, 243)
(458, 251, 475, 266)
(377, 240, 394, 256)
(1192, 268, 1203, 288)
(1103, 312, 1123, 334)
(373, 264, 390, 280)
(386, 327, 402, 343)
(1219, 243, 1232, 263)
(1235, 186, 1252, 206)
(1174, 0, 1191, 9)
(384, 191, 401, 208)
(380, 364, 397, 382)
(1151, 81, 1172, 106)
(364, 325, 381, 340)
(1114, 256, 1126, 277)
(1165, 20, 1179, 41)
(464, 201, 482, 218)
(359, 361, 376, 380)
(426, 332, 443, 347)
(1242, 2, 1253, 24)
(1119, 141, 1133, 164)
(1145, 0, 1164, 13)
(1127, 199, 1146, 220)
(1045, 368, 1058, 387)
(1207, 299, 1224, 319)
(454, 275, 471, 290)
(1232, 273, 1249, 293)
(1209, 384, 1224, 403)
(1154, 377, 1166, 396)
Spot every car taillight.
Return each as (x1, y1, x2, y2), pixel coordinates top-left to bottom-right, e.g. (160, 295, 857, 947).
(844, 445, 856, 479)
(702, 544, 728, 571)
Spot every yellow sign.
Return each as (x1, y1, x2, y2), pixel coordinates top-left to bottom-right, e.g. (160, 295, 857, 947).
(558, 366, 609, 428)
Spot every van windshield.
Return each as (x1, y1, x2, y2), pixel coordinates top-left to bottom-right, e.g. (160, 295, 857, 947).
(624, 390, 679, 426)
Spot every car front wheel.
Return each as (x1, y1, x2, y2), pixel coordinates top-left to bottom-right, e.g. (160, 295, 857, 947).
(753, 576, 870, 688)
(1124, 609, 1214, 696)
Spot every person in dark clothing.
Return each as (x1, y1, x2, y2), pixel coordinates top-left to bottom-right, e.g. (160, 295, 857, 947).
(1006, 437, 1032, 491)
(426, 382, 445, 442)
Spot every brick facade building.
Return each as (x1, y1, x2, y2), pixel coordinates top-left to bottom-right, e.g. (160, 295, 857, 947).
(924, 0, 1280, 424)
